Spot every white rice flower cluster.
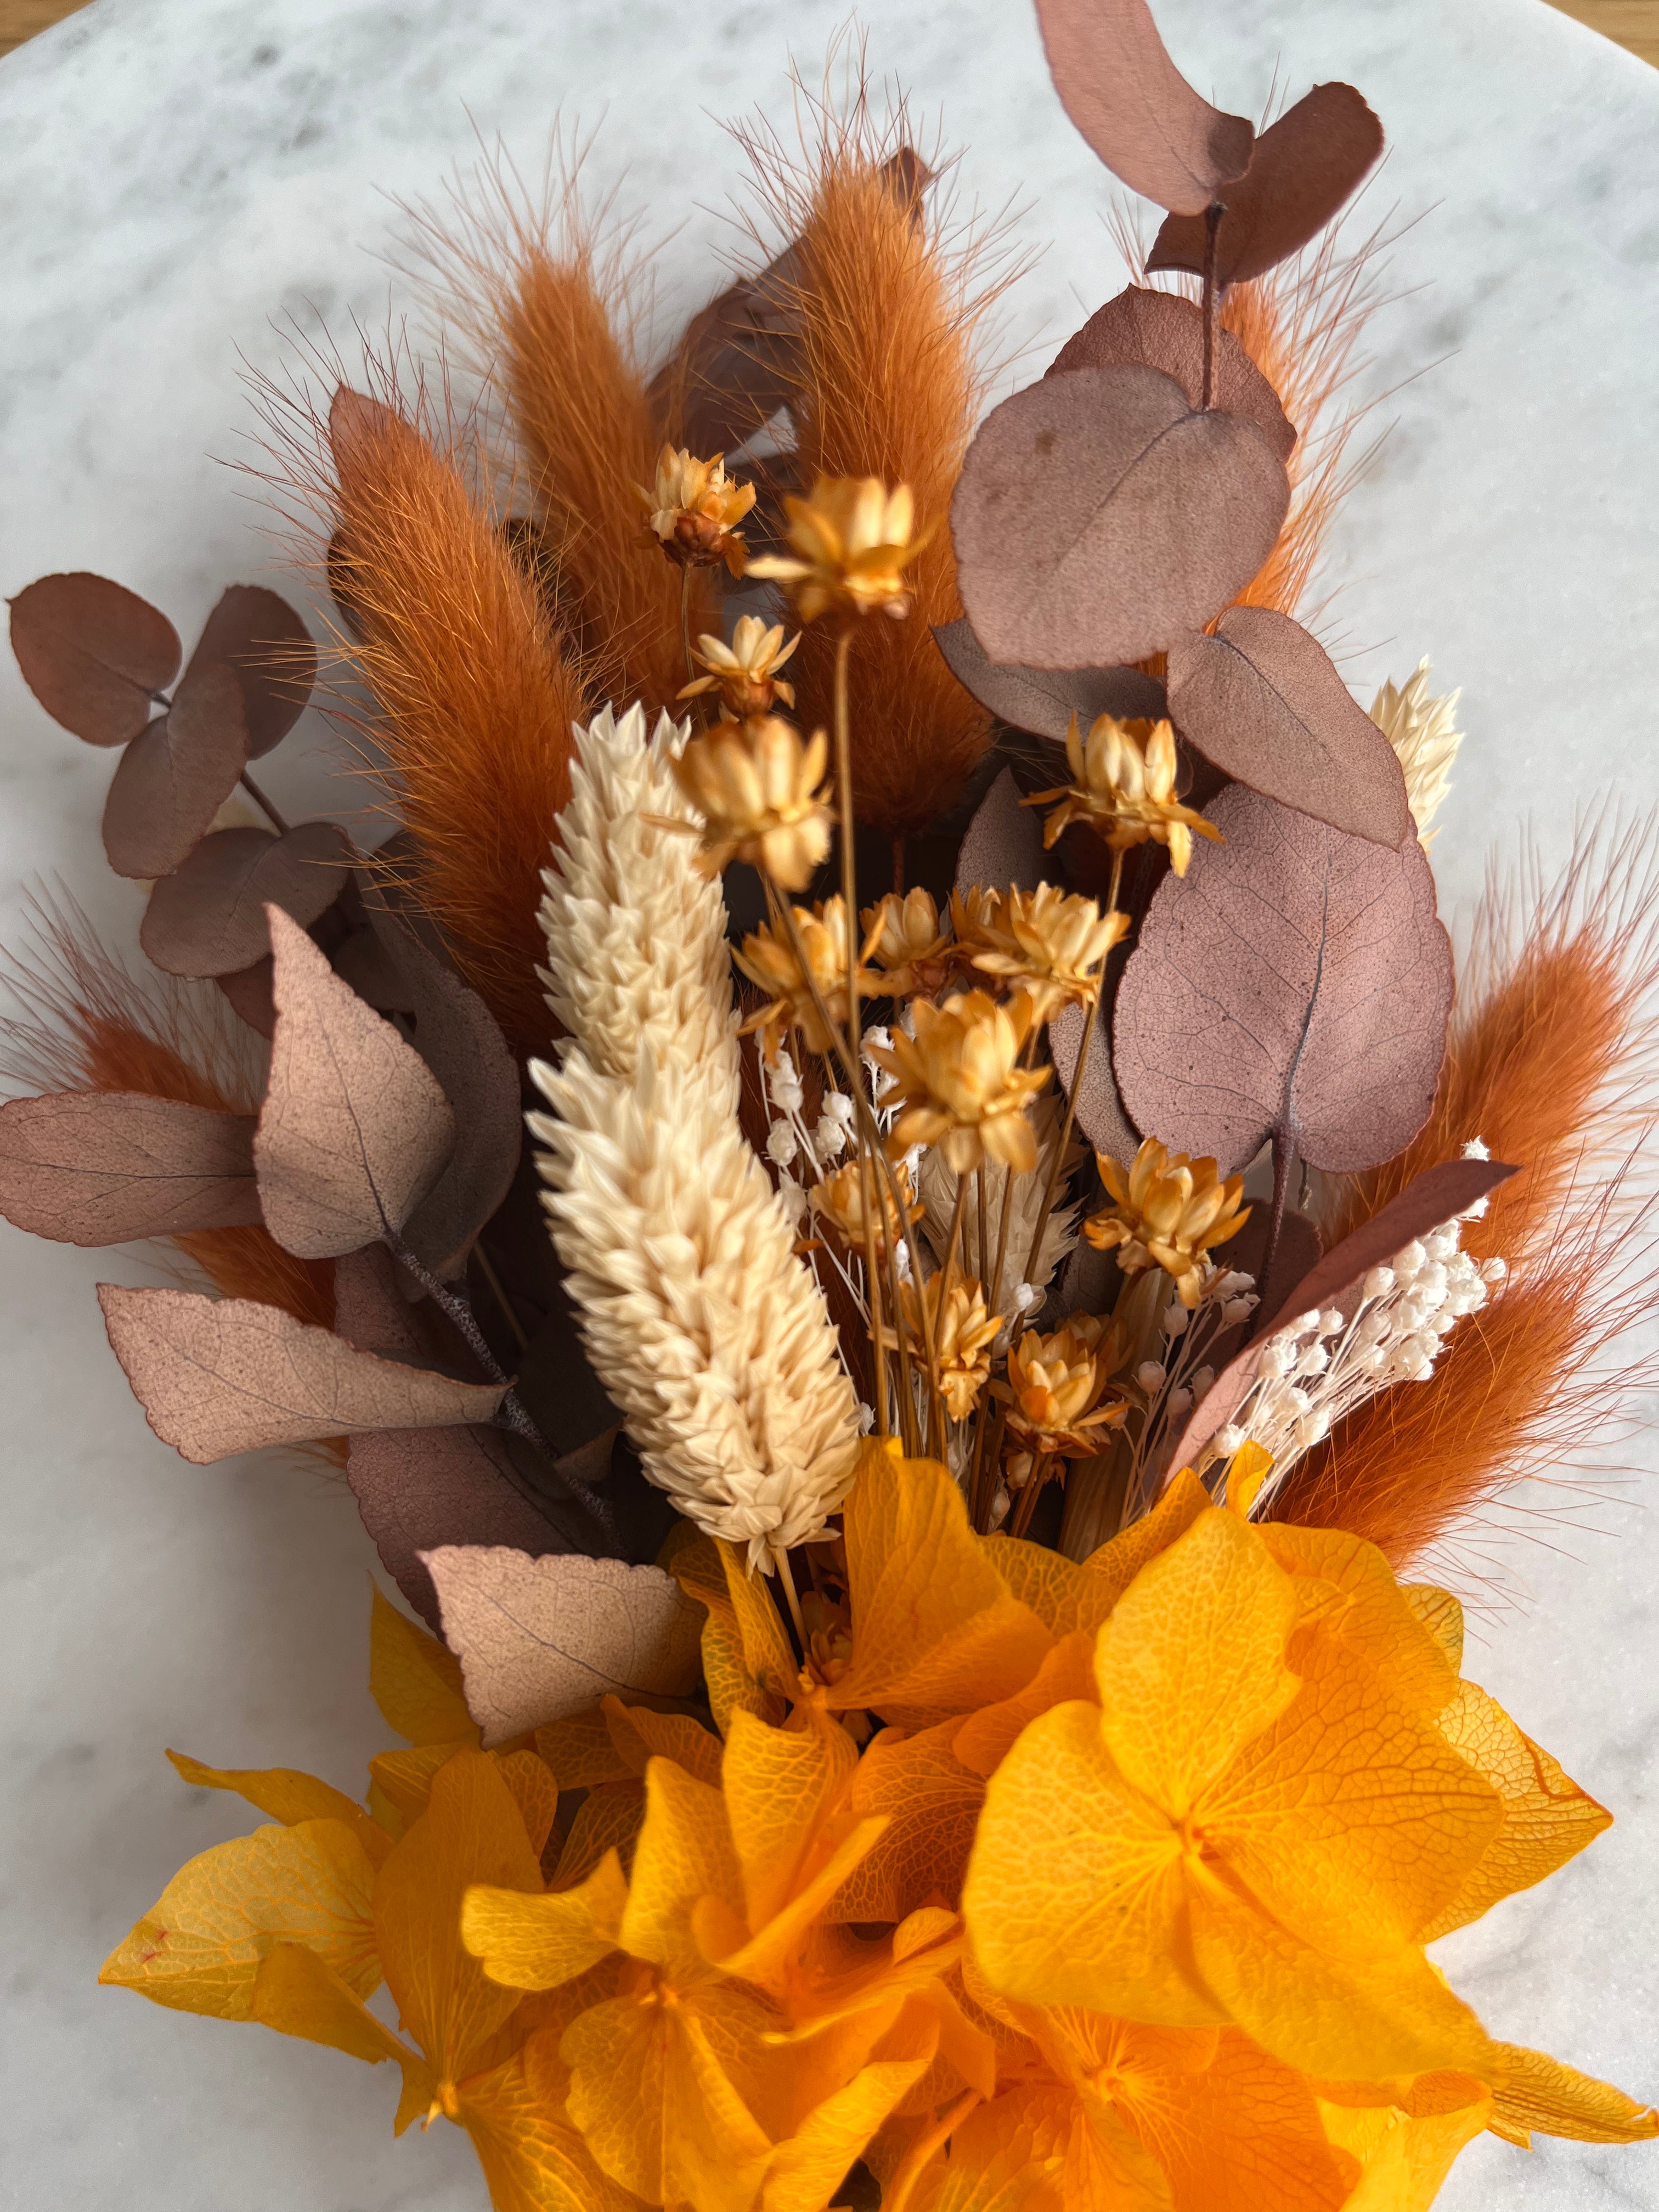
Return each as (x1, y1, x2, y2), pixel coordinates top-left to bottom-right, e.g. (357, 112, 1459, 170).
(1130, 1263, 1258, 1492)
(529, 703, 860, 1569)
(1369, 658, 1463, 847)
(917, 1093, 1080, 1322)
(1216, 1214, 1506, 1516)
(536, 704, 738, 1110)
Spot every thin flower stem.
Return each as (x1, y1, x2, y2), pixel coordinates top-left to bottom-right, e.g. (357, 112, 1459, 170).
(472, 1242, 530, 1354)
(679, 566, 697, 687)
(939, 1171, 970, 1310)
(970, 1397, 1008, 1533)
(239, 769, 290, 836)
(974, 1166, 989, 1291)
(1200, 201, 1224, 410)
(1007, 1451, 1051, 1541)
(771, 1542, 808, 1651)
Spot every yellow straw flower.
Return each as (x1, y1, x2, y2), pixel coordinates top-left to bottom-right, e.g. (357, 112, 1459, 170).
(860, 887, 955, 997)
(671, 715, 832, 890)
(735, 895, 877, 1058)
(1085, 1136, 1251, 1307)
(867, 990, 1051, 1175)
(747, 474, 931, 622)
(892, 1272, 1002, 1420)
(810, 1156, 922, 1255)
(1029, 712, 1221, 874)
(637, 444, 755, 573)
(677, 614, 799, 716)
(967, 883, 1130, 1021)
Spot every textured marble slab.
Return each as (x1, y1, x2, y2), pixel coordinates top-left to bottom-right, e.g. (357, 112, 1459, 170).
(2, 1, 1656, 2205)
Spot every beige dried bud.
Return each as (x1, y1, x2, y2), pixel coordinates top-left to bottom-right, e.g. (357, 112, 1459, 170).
(867, 990, 1051, 1175)
(967, 883, 1130, 1022)
(997, 1313, 1129, 1479)
(747, 474, 932, 622)
(1029, 713, 1221, 875)
(860, 888, 955, 997)
(735, 895, 876, 1059)
(678, 614, 800, 717)
(638, 445, 756, 573)
(893, 1272, 1001, 1421)
(672, 715, 833, 891)
(810, 1156, 921, 1255)
(1085, 1136, 1251, 1308)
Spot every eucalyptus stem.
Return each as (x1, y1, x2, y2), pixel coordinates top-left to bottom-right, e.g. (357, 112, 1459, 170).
(771, 1542, 808, 1651)
(1200, 201, 1224, 410)
(240, 769, 290, 836)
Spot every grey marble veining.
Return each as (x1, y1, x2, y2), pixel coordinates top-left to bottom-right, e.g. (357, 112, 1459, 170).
(2, 1, 1657, 2205)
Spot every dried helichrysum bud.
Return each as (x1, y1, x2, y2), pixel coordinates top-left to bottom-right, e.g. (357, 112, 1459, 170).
(638, 445, 756, 573)
(672, 715, 833, 891)
(998, 1313, 1129, 1478)
(810, 1156, 922, 1255)
(967, 883, 1130, 1021)
(894, 1272, 1001, 1421)
(735, 896, 873, 1059)
(678, 614, 800, 717)
(1029, 712, 1221, 874)
(860, 888, 955, 997)
(747, 475, 930, 622)
(1085, 1136, 1251, 1308)
(867, 990, 1051, 1175)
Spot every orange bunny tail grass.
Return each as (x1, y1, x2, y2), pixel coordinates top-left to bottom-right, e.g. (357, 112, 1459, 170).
(730, 55, 1027, 839)
(1323, 817, 1659, 1269)
(0, 895, 333, 1331)
(393, 137, 700, 717)
(320, 373, 589, 1060)
(1274, 1161, 1659, 1581)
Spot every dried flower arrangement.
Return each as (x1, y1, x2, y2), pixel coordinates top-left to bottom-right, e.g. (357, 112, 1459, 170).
(4, 1, 1656, 2206)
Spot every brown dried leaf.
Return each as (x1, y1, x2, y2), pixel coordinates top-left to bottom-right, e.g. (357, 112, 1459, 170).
(256, 907, 455, 1260)
(1048, 287, 1296, 461)
(216, 957, 278, 1039)
(933, 618, 1167, 743)
(8, 572, 180, 745)
(349, 1427, 590, 1632)
(951, 365, 1289, 669)
(185, 586, 317, 759)
(421, 1546, 706, 1747)
(358, 889, 521, 1279)
(1050, 996, 1142, 1168)
(0, 1090, 261, 1245)
(140, 823, 354, 978)
(97, 1284, 504, 1464)
(1149, 83, 1385, 287)
(953, 768, 1047, 901)
(101, 662, 250, 881)
(1167, 608, 1412, 847)
(1163, 1158, 1516, 1472)
(1113, 783, 1453, 1175)
(1033, 0, 1254, 214)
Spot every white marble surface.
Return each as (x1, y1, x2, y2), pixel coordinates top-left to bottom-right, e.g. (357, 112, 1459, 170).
(2, 1, 1657, 2205)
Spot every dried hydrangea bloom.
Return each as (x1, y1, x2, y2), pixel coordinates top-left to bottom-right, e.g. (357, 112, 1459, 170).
(895, 1271, 1001, 1420)
(1029, 712, 1221, 874)
(810, 1155, 921, 1255)
(672, 715, 833, 890)
(967, 883, 1130, 1021)
(735, 895, 875, 1059)
(868, 989, 1051, 1174)
(1085, 1136, 1251, 1307)
(1370, 656, 1463, 844)
(998, 1313, 1129, 1481)
(678, 614, 799, 716)
(860, 887, 955, 997)
(637, 444, 756, 573)
(747, 473, 930, 622)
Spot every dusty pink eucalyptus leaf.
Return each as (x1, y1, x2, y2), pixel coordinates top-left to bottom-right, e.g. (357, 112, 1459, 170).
(1034, 0, 1254, 214)
(933, 618, 1166, 742)
(97, 1284, 504, 1464)
(101, 662, 250, 880)
(184, 585, 317, 759)
(256, 907, 455, 1260)
(1167, 608, 1413, 847)
(139, 822, 354, 977)
(9, 572, 181, 746)
(421, 1545, 706, 1747)
(951, 364, 1289, 670)
(1149, 83, 1385, 287)
(954, 768, 1047, 902)
(1050, 997, 1142, 1169)
(0, 1090, 261, 1244)
(1163, 1158, 1517, 1474)
(1048, 287, 1296, 461)
(216, 957, 277, 1040)
(1113, 783, 1452, 1176)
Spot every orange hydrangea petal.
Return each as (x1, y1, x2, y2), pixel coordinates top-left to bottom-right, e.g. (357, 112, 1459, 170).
(964, 1700, 1218, 2027)
(953, 1633, 1097, 1780)
(897, 2089, 1066, 2212)
(979, 1532, 1122, 1640)
(555, 1779, 646, 1887)
(1314, 2080, 1491, 2212)
(462, 1848, 628, 1992)
(99, 1817, 380, 2019)
(1084, 1469, 1211, 1598)
(670, 1531, 795, 1734)
(1488, 2041, 1659, 2146)
(1093, 1509, 1301, 1813)
(166, 1747, 391, 1865)
(1257, 1526, 1458, 1716)
(250, 1942, 436, 2137)
(373, 1748, 541, 2085)
(721, 1705, 858, 1930)
(831, 1720, 985, 1925)
(536, 1707, 635, 1790)
(834, 1442, 1052, 1729)
(461, 2025, 643, 2211)
(618, 1757, 744, 1983)
(1400, 1586, 1464, 1673)
(1419, 1682, 1611, 1939)
(603, 1696, 726, 1788)
(369, 1582, 478, 1747)
(761, 2006, 941, 2212)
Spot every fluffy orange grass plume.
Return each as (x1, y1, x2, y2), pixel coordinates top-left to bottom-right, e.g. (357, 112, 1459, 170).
(729, 55, 1028, 843)
(0, 896, 333, 1331)
(393, 136, 702, 718)
(252, 345, 588, 1061)
(1276, 822, 1659, 1571)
